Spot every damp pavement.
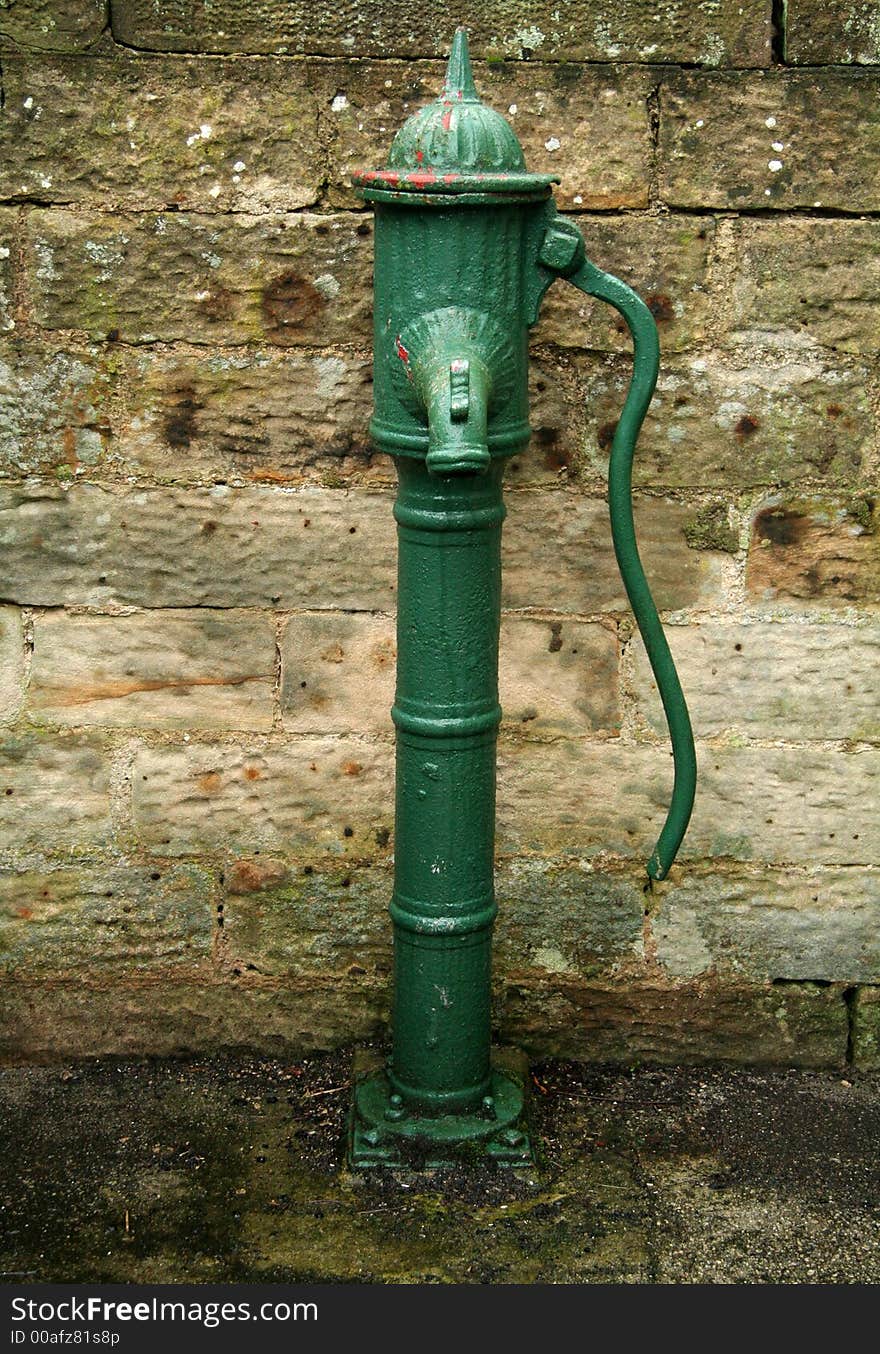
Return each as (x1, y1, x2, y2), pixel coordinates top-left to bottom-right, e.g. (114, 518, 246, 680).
(0, 1050, 878, 1284)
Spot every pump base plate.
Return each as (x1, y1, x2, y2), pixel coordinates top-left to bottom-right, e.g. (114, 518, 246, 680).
(348, 1065, 532, 1169)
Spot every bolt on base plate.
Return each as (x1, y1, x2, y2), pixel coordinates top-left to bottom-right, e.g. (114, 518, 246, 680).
(348, 1066, 533, 1169)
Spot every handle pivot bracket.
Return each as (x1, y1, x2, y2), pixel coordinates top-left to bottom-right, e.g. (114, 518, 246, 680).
(538, 217, 585, 276)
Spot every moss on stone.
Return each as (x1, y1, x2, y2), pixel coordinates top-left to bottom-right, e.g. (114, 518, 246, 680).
(846, 496, 876, 533)
(683, 501, 739, 553)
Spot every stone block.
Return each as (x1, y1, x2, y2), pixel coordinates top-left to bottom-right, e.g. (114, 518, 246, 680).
(728, 218, 880, 356)
(745, 496, 880, 607)
(0, 731, 112, 849)
(0, 607, 23, 724)
(851, 986, 880, 1070)
(28, 609, 276, 730)
(497, 739, 880, 866)
(281, 611, 395, 734)
(109, 1, 771, 65)
(131, 736, 394, 857)
(0, 978, 388, 1058)
(0, 0, 106, 51)
(659, 70, 880, 211)
(0, 343, 116, 479)
(631, 620, 880, 740)
(0, 862, 215, 974)
(25, 208, 373, 346)
(124, 347, 381, 485)
(222, 862, 392, 977)
(785, 1, 880, 64)
(500, 616, 619, 734)
(498, 975, 848, 1065)
(576, 348, 873, 489)
(494, 857, 644, 978)
(0, 56, 323, 210)
(654, 866, 880, 982)
(502, 489, 729, 613)
(0, 482, 397, 608)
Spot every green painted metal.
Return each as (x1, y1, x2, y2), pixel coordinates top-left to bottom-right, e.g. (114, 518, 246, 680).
(349, 29, 696, 1167)
(573, 259, 697, 881)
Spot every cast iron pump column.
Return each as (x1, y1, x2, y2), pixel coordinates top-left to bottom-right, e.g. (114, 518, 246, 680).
(349, 30, 696, 1167)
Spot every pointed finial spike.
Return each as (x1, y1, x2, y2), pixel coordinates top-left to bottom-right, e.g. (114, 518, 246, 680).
(444, 27, 479, 101)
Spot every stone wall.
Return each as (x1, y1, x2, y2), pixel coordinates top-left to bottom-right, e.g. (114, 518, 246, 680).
(0, 1, 877, 1068)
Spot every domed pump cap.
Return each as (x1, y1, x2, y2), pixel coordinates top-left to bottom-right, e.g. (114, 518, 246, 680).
(352, 28, 559, 203)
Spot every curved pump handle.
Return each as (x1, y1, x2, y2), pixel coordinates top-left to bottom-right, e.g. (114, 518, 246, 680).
(535, 214, 696, 881)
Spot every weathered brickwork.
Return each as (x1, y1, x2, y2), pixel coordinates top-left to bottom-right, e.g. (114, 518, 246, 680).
(0, 3, 875, 1069)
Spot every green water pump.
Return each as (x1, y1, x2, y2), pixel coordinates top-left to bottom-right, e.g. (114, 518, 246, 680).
(348, 29, 696, 1166)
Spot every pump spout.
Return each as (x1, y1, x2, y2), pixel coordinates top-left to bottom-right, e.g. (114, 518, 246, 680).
(420, 352, 491, 477)
(400, 307, 495, 476)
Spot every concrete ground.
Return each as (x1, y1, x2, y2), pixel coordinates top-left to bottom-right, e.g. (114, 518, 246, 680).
(0, 1049, 878, 1284)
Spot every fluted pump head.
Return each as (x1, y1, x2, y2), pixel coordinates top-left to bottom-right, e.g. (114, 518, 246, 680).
(388, 28, 525, 174)
(352, 28, 558, 203)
